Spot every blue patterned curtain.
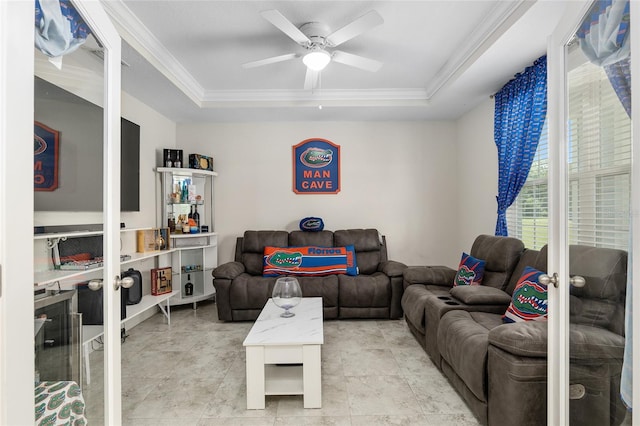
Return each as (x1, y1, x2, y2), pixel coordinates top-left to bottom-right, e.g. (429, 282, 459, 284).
(35, 0, 91, 58)
(578, 0, 631, 118)
(576, 0, 632, 409)
(494, 56, 548, 236)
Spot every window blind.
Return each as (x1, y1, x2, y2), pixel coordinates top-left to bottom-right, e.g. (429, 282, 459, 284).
(507, 60, 631, 250)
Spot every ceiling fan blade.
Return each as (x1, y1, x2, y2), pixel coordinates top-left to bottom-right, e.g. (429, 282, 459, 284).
(326, 10, 383, 47)
(304, 68, 320, 90)
(332, 50, 382, 72)
(260, 10, 311, 46)
(242, 53, 299, 69)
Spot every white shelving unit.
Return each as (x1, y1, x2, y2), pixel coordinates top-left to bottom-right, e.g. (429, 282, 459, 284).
(34, 227, 172, 289)
(156, 167, 218, 307)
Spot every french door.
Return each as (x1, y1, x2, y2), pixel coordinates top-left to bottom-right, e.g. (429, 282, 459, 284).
(548, 1, 638, 425)
(0, 1, 123, 423)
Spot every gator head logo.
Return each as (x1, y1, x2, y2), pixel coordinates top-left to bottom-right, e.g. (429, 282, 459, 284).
(34, 134, 47, 155)
(512, 280, 548, 318)
(455, 265, 476, 286)
(300, 147, 333, 168)
(300, 217, 324, 231)
(266, 250, 303, 269)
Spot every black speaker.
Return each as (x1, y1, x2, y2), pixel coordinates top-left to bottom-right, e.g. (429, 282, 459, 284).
(77, 283, 127, 325)
(122, 268, 142, 305)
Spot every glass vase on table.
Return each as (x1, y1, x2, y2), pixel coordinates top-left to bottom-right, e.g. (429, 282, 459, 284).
(272, 276, 302, 318)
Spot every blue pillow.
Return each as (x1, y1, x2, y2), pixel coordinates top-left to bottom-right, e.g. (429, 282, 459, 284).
(503, 267, 548, 323)
(299, 217, 324, 231)
(453, 252, 485, 286)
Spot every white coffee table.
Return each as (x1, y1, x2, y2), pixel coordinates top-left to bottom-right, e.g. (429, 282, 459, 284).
(243, 297, 324, 409)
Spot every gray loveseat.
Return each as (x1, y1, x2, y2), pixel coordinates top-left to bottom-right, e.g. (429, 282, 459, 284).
(402, 235, 628, 426)
(212, 228, 407, 321)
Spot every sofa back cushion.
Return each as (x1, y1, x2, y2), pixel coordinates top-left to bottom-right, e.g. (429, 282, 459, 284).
(569, 245, 627, 335)
(469, 235, 524, 291)
(504, 245, 548, 295)
(289, 230, 334, 247)
(241, 231, 289, 275)
(334, 229, 384, 275)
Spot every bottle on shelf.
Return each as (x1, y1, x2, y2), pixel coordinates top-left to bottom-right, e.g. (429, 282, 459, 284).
(181, 179, 188, 203)
(193, 204, 200, 231)
(168, 212, 176, 232)
(185, 274, 194, 296)
(188, 205, 194, 220)
(174, 151, 182, 168)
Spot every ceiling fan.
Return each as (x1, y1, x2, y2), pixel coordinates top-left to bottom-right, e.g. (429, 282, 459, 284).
(243, 9, 384, 90)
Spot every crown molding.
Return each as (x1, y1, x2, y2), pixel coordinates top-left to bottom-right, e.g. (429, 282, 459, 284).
(200, 88, 429, 107)
(425, 0, 535, 100)
(101, 0, 204, 105)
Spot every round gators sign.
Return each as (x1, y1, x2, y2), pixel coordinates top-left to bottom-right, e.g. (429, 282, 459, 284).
(292, 138, 340, 194)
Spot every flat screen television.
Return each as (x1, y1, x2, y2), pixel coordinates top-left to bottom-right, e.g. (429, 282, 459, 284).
(34, 76, 140, 212)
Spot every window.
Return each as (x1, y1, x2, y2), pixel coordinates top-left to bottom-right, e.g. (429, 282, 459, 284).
(507, 56, 631, 251)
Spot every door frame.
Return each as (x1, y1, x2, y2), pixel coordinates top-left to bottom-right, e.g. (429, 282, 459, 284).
(0, 1, 37, 422)
(0, 1, 122, 423)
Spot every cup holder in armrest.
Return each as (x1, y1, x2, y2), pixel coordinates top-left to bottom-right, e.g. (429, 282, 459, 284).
(445, 301, 460, 305)
(437, 296, 451, 300)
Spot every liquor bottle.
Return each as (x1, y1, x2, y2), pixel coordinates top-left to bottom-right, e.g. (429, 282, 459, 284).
(174, 151, 182, 168)
(185, 274, 194, 296)
(192, 204, 200, 231)
(188, 205, 194, 220)
(167, 212, 176, 232)
(181, 180, 188, 203)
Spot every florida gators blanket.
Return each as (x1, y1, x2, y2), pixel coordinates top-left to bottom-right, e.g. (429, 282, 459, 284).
(263, 245, 358, 277)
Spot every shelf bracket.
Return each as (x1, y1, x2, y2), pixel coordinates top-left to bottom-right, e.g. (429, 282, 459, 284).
(47, 237, 67, 267)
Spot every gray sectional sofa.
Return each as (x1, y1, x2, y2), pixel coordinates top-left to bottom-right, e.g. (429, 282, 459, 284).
(401, 234, 628, 426)
(212, 228, 407, 321)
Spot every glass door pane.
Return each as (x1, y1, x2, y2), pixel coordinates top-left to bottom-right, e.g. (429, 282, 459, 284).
(564, 2, 631, 424)
(33, 1, 122, 423)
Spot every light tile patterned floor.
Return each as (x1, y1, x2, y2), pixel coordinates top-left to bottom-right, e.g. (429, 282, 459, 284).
(82, 300, 481, 425)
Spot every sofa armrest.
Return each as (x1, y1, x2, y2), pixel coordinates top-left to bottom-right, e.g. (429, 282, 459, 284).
(403, 266, 456, 289)
(450, 286, 512, 306)
(379, 260, 407, 277)
(212, 261, 245, 280)
(489, 321, 625, 360)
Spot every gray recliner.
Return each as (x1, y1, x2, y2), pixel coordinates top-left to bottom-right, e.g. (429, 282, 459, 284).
(437, 244, 627, 426)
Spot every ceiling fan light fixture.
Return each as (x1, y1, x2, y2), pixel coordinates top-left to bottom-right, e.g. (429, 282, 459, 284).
(303, 50, 331, 71)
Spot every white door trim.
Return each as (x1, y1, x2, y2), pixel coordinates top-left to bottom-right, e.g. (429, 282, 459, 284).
(547, 1, 594, 425)
(0, 1, 36, 423)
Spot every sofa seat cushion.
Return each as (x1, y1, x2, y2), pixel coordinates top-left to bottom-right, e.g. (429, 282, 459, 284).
(438, 310, 504, 403)
(229, 273, 339, 311)
(489, 321, 625, 360)
(449, 285, 512, 305)
(338, 272, 389, 308)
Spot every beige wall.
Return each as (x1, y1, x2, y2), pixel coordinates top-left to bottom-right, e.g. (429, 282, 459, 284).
(455, 98, 499, 253)
(177, 121, 460, 267)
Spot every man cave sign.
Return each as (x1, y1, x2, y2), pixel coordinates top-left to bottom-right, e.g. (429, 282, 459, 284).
(292, 138, 340, 194)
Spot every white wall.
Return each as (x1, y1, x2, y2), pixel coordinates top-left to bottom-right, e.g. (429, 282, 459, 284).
(177, 121, 460, 267)
(455, 97, 499, 252)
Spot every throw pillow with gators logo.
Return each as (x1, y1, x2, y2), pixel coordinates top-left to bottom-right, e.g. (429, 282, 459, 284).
(503, 266, 548, 323)
(263, 245, 358, 277)
(453, 252, 486, 286)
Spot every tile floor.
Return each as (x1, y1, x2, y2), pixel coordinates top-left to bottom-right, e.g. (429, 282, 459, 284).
(83, 300, 480, 425)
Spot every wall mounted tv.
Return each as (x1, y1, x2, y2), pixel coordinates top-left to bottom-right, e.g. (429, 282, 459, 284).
(34, 76, 140, 212)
